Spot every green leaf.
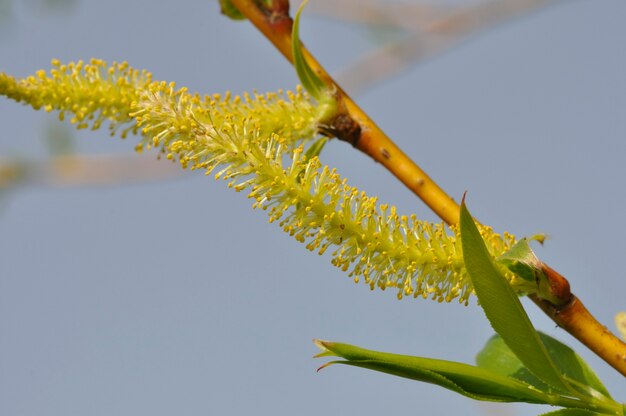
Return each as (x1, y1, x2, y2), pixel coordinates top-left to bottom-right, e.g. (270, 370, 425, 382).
(477, 333, 611, 400)
(459, 202, 574, 395)
(296, 137, 328, 186)
(218, 0, 246, 20)
(476, 333, 550, 392)
(291, 0, 326, 101)
(315, 340, 552, 405)
(539, 334, 612, 399)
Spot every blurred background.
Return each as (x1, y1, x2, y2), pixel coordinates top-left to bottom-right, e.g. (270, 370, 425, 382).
(0, 1, 625, 415)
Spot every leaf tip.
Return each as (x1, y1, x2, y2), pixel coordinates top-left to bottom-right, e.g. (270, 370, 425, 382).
(316, 362, 334, 372)
(313, 339, 335, 358)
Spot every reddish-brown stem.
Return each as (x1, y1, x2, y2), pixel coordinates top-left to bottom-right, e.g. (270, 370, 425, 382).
(227, 0, 626, 377)
(541, 263, 572, 305)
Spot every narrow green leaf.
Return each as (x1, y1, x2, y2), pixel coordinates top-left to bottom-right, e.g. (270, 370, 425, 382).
(315, 340, 552, 404)
(291, 0, 326, 101)
(295, 137, 328, 193)
(477, 333, 611, 400)
(336, 360, 491, 402)
(459, 202, 573, 395)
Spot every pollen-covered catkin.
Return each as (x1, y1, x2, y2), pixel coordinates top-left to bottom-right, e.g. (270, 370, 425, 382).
(131, 79, 516, 304)
(0, 60, 517, 304)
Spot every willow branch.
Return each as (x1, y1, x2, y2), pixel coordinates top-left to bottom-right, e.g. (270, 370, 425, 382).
(227, 0, 626, 377)
(311, 0, 556, 32)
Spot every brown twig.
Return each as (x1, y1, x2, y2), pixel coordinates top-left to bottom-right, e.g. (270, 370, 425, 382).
(227, 0, 626, 377)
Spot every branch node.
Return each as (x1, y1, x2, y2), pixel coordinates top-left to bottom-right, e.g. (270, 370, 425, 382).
(263, 0, 292, 29)
(329, 114, 361, 147)
(541, 263, 572, 306)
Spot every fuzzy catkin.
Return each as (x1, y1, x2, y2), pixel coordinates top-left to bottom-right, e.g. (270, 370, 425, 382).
(0, 60, 517, 304)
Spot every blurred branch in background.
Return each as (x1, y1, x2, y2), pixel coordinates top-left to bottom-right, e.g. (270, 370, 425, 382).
(0, 154, 182, 189)
(311, 0, 559, 95)
(310, 0, 453, 31)
(0, 117, 181, 198)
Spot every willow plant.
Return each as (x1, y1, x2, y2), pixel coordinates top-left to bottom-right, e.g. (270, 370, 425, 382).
(0, 1, 624, 415)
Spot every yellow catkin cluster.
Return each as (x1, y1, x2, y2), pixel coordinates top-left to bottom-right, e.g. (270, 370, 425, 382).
(0, 59, 321, 146)
(0, 60, 518, 304)
(132, 80, 516, 304)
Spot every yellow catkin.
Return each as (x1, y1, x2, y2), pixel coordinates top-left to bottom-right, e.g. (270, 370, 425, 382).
(0, 60, 519, 304)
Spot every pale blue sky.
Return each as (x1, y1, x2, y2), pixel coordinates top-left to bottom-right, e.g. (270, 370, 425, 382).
(1, 1, 625, 415)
